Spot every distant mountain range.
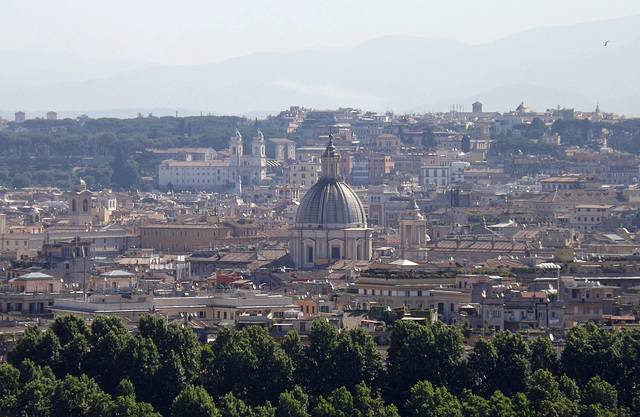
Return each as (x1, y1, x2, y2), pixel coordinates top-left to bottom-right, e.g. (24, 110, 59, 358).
(1, 15, 639, 119)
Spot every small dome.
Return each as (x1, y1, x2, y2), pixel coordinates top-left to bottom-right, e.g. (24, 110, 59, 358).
(74, 177, 87, 192)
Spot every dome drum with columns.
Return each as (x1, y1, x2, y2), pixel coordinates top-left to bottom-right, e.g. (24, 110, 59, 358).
(291, 136, 372, 269)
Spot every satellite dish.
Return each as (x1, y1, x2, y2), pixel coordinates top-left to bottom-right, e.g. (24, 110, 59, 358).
(549, 334, 555, 341)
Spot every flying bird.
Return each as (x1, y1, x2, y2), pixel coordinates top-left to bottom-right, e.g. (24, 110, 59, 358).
(603, 40, 610, 46)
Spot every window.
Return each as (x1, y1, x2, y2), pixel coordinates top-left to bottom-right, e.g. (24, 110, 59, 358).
(307, 246, 314, 263)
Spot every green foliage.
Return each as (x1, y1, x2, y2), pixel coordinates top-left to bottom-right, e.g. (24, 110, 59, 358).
(49, 374, 113, 417)
(10, 315, 640, 416)
(276, 386, 310, 417)
(305, 320, 339, 395)
(461, 135, 471, 153)
(562, 323, 623, 386)
(332, 328, 383, 392)
(219, 392, 262, 417)
(405, 380, 462, 417)
(0, 115, 290, 190)
(466, 337, 498, 396)
(281, 331, 306, 387)
(202, 326, 292, 406)
(526, 369, 580, 416)
(387, 320, 464, 405)
(492, 136, 557, 157)
(582, 376, 618, 414)
(529, 336, 560, 374)
(171, 385, 220, 417)
(0, 364, 20, 415)
(491, 331, 531, 396)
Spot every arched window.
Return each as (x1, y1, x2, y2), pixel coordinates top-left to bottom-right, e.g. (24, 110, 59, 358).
(72, 199, 76, 212)
(83, 199, 89, 212)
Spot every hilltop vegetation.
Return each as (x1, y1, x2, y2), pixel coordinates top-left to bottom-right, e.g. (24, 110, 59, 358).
(2, 315, 640, 416)
(0, 115, 288, 191)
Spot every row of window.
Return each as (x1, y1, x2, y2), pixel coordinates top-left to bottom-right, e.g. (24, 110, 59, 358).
(171, 178, 224, 184)
(143, 230, 222, 238)
(359, 288, 427, 297)
(161, 167, 223, 172)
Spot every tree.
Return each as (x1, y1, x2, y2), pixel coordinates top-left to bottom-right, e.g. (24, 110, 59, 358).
(305, 320, 339, 395)
(0, 364, 20, 415)
(386, 321, 463, 405)
(618, 329, 640, 406)
(89, 315, 130, 344)
(84, 326, 133, 394)
(114, 159, 140, 190)
(148, 350, 187, 415)
(49, 315, 90, 376)
(491, 331, 530, 396)
(49, 374, 114, 417)
(332, 328, 383, 392)
(281, 330, 305, 386)
(138, 315, 201, 383)
(352, 382, 399, 417)
(50, 314, 90, 346)
(313, 386, 355, 417)
(275, 386, 310, 417)
(529, 336, 559, 375)
(458, 389, 490, 417)
(405, 380, 462, 417)
(171, 385, 220, 417)
(14, 360, 56, 417)
(466, 337, 497, 396)
(117, 336, 161, 400)
(461, 135, 471, 152)
(219, 392, 260, 417)
(202, 326, 292, 406)
(487, 391, 517, 417)
(582, 376, 619, 415)
(562, 323, 623, 386)
(526, 369, 579, 417)
(9, 324, 44, 366)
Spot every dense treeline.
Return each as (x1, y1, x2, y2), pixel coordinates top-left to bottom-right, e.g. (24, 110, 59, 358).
(492, 117, 640, 158)
(0, 115, 288, 190)
(2, 315, 640, 416)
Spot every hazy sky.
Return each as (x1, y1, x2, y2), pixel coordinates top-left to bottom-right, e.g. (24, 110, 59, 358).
(3, 0, 640, 66)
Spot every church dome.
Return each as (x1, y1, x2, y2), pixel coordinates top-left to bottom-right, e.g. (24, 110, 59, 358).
(295, 136, 366, 228)
(73, 177, 87, 192)
(295, 179, 366, 227)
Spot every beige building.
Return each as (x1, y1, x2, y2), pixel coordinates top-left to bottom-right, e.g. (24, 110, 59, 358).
(284, 157, 322, 189)
(570, 204, 612, 232)
(9, 272, 63, 293)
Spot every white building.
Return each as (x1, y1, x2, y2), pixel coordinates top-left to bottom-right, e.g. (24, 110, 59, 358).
(157, 160, 230, 191)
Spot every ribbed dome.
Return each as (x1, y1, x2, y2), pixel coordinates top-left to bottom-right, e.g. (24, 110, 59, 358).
(295, 178, 366, 227)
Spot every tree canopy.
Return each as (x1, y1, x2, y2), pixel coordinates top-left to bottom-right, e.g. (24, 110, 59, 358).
(3, 314, 640, 416)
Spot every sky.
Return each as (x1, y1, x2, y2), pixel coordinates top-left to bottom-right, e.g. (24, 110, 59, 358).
(3, 0, 640, 66)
